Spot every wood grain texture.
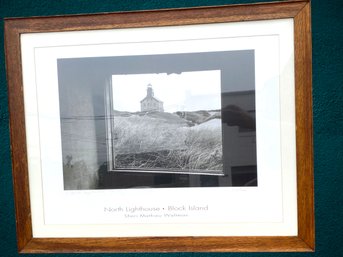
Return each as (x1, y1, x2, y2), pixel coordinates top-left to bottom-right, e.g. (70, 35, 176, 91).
(22, 236, 312, 253)
(5, 1, 307, 33)
(4, 0, 314, 253)
(294, 2, 315, 251)
(4, 23, 33, 252)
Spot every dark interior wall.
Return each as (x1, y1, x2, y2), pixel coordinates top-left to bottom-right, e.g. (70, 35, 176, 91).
(0, 0, 342, 256)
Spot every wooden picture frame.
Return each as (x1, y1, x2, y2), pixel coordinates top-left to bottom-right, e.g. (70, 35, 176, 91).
(4, 0, 314, 253)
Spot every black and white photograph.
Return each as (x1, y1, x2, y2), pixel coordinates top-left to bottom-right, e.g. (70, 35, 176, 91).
(109, 71, 223, 174)
(58, 50, 257, 190)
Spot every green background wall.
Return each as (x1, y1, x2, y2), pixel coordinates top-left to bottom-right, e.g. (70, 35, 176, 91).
(0, 0, 342, 256)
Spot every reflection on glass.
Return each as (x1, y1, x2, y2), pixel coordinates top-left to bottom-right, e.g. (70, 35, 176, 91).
(57, 50, 257, 190)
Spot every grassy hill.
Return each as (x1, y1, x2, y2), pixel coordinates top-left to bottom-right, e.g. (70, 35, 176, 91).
(111, 110, 222, 172)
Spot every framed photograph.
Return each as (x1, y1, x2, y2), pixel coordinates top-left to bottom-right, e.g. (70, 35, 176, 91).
(4, 0, 314, 253)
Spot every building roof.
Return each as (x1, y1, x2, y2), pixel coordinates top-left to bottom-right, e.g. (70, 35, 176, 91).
(140, 95, 163, 103)
(140, 84, 163, 104)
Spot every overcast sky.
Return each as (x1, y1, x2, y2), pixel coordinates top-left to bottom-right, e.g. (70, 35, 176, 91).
(112, 70, 221, 112)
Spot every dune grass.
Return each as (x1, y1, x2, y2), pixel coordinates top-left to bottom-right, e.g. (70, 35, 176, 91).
(112, 115, 222, 171)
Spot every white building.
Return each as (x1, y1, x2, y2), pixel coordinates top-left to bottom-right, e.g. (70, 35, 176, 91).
(140, 84, 164, 112)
